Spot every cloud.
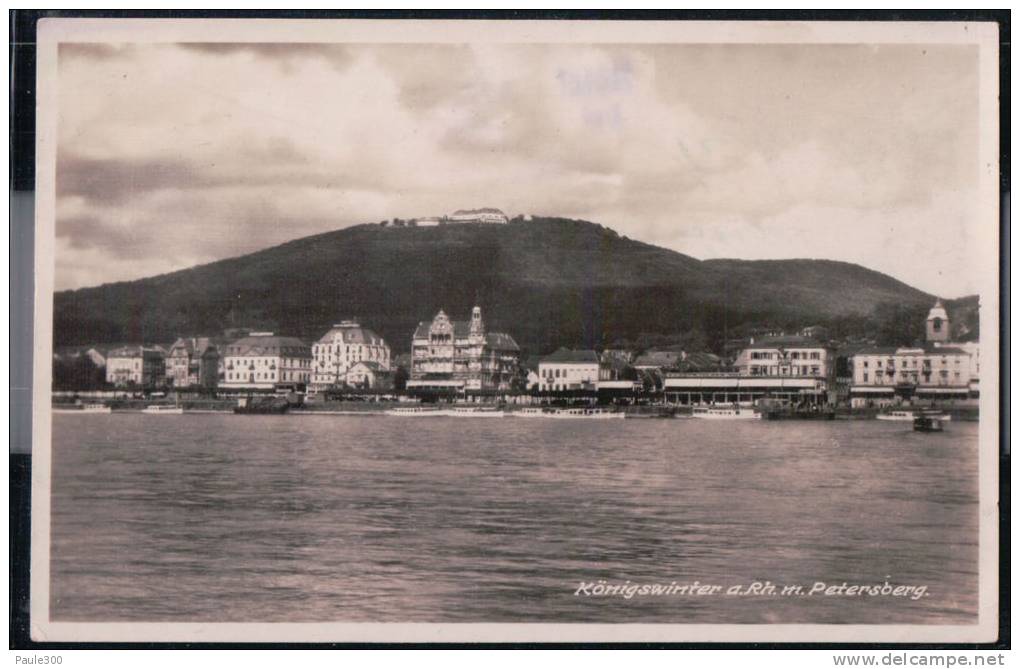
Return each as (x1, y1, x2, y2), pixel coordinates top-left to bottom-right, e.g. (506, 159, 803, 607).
(54, 41, 983, 297)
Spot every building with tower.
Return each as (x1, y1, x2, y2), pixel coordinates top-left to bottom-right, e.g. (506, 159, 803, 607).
(407, 306, 520, 393)
(926, 299, 950, 343)
(849, 299, 980, 406)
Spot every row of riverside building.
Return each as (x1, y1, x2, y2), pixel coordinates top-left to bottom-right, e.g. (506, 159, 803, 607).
(64, 299, 978, 407)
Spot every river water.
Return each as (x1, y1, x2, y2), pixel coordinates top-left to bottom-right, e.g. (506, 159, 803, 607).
(50, 414, 978, 623)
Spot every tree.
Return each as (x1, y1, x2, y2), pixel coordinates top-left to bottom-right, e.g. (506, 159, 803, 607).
(393, 366, 409, 391)
(53, 355, 107, 391)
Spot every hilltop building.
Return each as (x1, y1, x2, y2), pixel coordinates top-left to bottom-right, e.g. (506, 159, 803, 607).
(165, 337, 221, 389)
(310, 321, 390, 391)
(408, 306, 520, 393)
(105, 345, 166, 388)
(447, 208, 509, 224)
(221, 332, 312, 390)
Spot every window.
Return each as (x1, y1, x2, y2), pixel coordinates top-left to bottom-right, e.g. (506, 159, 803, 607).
(863, 372, 869, 382)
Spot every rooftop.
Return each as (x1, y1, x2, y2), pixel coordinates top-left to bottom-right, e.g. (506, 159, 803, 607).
(633, 351, 683, 368)
(226, 334, 311, 357)
(747, 335, 826, 348)
(317, 322, 386, 346)
(854, 343, 970, 356)
(450, 207, 506, 216)
(541, 348, 599, 364)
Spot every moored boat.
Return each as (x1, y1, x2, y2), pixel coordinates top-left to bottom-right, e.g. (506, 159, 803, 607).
(53, 402, 112, 414)
(142, 404, 184, 415)
(877, 409, 951, 422)
(233, 396, 289, 414)
(691, 406, 760, 420)
(444, 406, 506, 418)
(511, 407, 624, 419)
(913, 413, 946, 432)
(384, 406, 445, 417)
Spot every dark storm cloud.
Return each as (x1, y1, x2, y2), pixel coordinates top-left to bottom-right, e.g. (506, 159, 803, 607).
(56, 215, 141, 250)
(57, 153, 203, 205)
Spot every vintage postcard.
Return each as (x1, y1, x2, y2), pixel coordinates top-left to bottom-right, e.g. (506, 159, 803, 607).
(29, 17, 1001, 643)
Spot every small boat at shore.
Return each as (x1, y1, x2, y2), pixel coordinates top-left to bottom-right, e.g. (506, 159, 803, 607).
(691, 406, 760, 420)
(53, 402, 111, 414)
(913, 413, 947, 432)
(142, 405, 184, 415)
(385, 406, 445, 417)
(877, 410, 951, 422)
(444, 407, 506, 418)
(234, 396, 289, 415)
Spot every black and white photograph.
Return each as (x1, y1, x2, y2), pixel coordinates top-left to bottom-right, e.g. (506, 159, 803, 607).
(24, 16, 1001, 645)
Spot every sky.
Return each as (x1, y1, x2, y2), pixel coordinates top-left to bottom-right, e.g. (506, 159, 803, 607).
(55, 42, 984, 296)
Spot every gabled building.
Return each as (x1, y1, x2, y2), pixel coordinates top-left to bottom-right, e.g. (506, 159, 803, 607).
(166, 337, 221, 389)
(310, 321, 390, 391)
(408, 306, 520, 392)
(345, 360, 393, 390)
(221, 332, 312, 390)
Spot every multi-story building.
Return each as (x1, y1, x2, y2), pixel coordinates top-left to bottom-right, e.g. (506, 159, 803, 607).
(105, 346, 166, 388)
(220, 332, 312, 390)
(447, 208, 509, 224)
(537, 348, 609, 392)
(408, 306, 520, 393)
(849, 300, 980, 406)
(733, 335, 834, 379)
(849, 344, 973, 406)
(165, 337, 221, 389)
(664, 336, 833, 406)
(310, 321, 390, 391)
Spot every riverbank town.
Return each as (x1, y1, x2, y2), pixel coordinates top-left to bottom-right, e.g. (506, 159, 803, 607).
(51, 209, 980, 412)
(54, 301, 979, 416)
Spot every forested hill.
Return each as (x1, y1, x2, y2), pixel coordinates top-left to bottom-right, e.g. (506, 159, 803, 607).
(54, 216, 959, 354)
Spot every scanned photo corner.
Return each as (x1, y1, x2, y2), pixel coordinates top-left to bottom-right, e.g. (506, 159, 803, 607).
(25, 17, 1001, 644)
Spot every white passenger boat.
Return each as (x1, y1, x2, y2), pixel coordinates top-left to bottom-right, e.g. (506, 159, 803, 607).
(691, 406, 761, 420)
(142, 405, 184, 415)
(444, 407, 507, 418)
(877, 410, 951, 422)
(384, 406, 444, 417)
(512, 407, 624, 419)
(512, 408, 551, 418)
(53, 402, 112, 414)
